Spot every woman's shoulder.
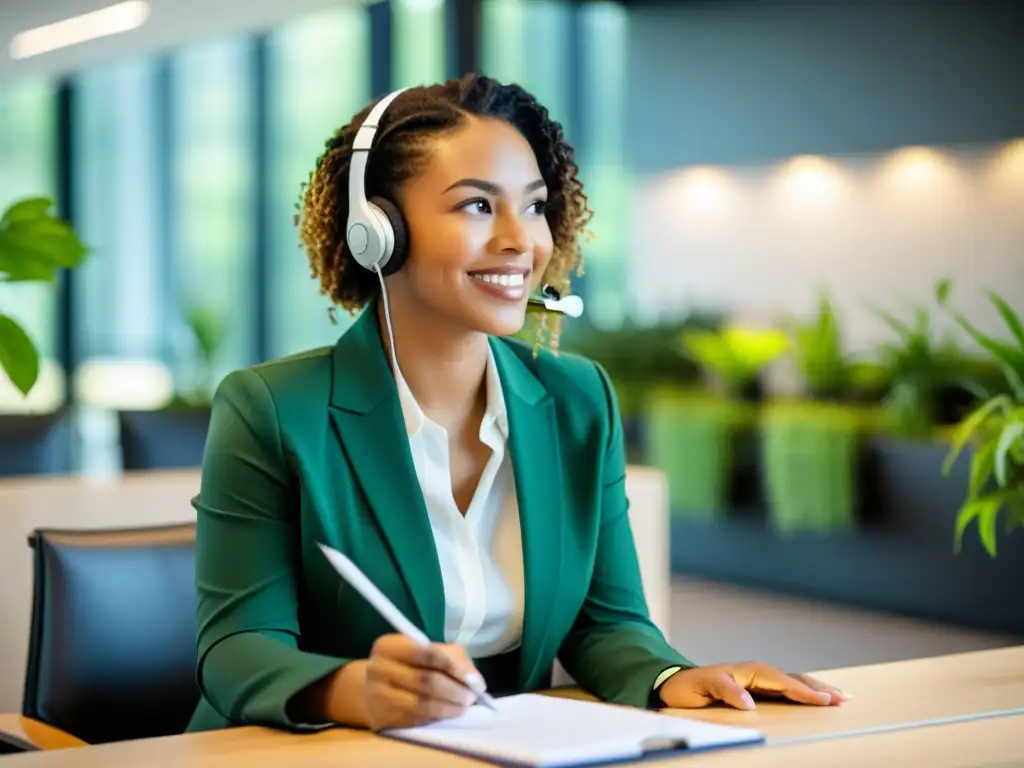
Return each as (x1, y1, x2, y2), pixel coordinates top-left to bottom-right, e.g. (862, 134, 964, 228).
(214, 345, 336, 412)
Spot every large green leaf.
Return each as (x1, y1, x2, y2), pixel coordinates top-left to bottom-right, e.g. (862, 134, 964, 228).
(0, 313, 40, 396)
(0, 225, 86, 270)
(0, 250, 57, 282)
(0, 196, 53, 225)
(0, 196, 88, 280)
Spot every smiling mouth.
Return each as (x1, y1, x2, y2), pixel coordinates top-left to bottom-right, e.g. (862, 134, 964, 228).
(467, 270, 529, 301)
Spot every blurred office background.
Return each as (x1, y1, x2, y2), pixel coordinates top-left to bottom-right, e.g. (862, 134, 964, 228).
(1, 0, 1023, 671)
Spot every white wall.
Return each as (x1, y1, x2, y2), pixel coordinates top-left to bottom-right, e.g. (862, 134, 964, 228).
(628, 139, 1024, 354)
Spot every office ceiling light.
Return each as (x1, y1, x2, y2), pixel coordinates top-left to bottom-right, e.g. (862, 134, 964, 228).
(9, 1, 150, 60)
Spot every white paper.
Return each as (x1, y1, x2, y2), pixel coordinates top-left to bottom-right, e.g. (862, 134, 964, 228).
(383, 693, 764, 767)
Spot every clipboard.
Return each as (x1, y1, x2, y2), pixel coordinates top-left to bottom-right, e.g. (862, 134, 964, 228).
(382, 692, 764, 767)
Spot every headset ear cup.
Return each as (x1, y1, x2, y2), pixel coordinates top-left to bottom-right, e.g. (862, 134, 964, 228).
(369, 197, 409, 276)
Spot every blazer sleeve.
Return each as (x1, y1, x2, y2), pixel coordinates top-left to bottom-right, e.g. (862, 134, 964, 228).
(193, 368, 350, 731)
(556, 362, 696, 708)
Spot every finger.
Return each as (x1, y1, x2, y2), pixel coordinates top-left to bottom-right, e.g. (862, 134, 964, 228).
(737, 664, 832, 706)
(368, 684, 463, 730)
(373, 657, 477, 708)
(371, 633, 421, 661)
(705, 675, 756, 711)
(756, 671, 832, 706)
(792, 673, 849, 704)
(412, 643, 487, 696)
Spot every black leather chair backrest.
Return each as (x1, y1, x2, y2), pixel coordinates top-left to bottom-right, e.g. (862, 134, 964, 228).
(22, 524, 200, 745)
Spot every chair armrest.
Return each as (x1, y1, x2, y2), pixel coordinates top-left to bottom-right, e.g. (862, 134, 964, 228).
(0, 714, 88, 752)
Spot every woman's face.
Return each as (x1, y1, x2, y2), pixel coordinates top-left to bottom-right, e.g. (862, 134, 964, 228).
(390, 115, 553, 337)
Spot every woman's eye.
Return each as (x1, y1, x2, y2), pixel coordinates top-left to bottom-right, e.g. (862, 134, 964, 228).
(461, 199, 492, 215)
(528, 200, 547, 215)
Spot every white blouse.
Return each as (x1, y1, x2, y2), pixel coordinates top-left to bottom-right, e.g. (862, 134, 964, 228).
(393, 346, 525, 659)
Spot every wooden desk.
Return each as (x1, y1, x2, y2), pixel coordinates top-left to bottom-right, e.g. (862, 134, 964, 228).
(3, 713, 1021, 767)
(684, 715, 1024, 767)
(665, 644, 1024, 743)
(3, 646, 1022, 767)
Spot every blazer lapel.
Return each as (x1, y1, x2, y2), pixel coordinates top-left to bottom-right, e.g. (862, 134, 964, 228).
(491, 339, 565, 688)
(327, 306, 445, 642)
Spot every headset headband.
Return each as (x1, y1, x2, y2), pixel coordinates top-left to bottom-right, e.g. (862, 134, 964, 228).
(346, 88, 408, 271)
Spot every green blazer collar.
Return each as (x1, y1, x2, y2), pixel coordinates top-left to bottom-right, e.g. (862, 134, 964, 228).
(327, 305, 564, 686)
(328, 305, 547, 413)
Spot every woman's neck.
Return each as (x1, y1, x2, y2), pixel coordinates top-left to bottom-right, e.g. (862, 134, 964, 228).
(376, 296, 490, 428)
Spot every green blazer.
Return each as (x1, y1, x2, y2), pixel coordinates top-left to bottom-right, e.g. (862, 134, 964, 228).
(187, 306, 693, 733)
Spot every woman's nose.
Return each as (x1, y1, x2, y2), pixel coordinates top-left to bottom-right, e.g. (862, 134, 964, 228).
(491, 210, 529, 254)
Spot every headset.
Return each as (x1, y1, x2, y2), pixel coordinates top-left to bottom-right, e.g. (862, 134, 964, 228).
(345, 87, 584, 318)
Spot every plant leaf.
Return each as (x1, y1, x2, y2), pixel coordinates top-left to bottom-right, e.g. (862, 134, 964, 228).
(0, 251, 57, 282)
(994, 418, 1024, 487)
(942, 394, 1010, 475)
(0, 196, 54, 225)
(0, 313, 40, 396)
(976, 495, 1003, 557)
(968, 438, 997, 501)
(935, 278, 952, 306)
(0, 226, 86, 270)
(954, 499, 982, 554)
(988, 290, 1024, 348)
(954, 310, 1024, 382)
(873, 305, 912, 338)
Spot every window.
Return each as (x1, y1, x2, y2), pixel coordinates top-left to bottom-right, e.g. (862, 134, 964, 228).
(578, 1, 629, 328)
(0, 79, 61, 413)
(73, 59, 172, 409)
(170, 38, 257, 383)
(266, 6, 371, 359)
(392, 0, 446, 87)
(482, 0, 573, 140)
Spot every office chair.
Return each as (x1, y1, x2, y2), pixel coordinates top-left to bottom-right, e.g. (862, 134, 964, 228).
(118, 409, 210, 471)
(0, 524, 200, 753)
(0, 412, 73, 477)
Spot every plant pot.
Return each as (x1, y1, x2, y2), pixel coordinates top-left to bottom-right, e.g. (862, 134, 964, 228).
(118, 407, 211, 471)
(761, 402, 864, 534)
(645, 388, 755, 521)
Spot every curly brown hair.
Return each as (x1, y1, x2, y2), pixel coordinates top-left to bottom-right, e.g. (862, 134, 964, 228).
(296, 72, 591, 349)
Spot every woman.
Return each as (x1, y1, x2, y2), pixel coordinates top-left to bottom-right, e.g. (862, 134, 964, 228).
(188, 73, 845, 735)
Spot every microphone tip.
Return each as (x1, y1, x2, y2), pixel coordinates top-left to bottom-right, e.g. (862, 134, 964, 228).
(559, 295, 584, 318)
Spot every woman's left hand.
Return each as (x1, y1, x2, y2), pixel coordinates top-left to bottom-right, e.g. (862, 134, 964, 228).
(657, 662, 849, 711)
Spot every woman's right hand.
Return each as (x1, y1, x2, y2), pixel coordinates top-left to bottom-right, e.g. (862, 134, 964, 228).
(362, 634, 486, 731)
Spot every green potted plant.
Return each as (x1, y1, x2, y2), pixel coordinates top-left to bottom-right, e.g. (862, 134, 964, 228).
(0, 196, 87, 396)
(870, 304, 963, 438)
(646, 325, 786, 520)
(939, 285, 1024, 557)
(788, 294, 852, 401)
(559, 312, 719, 462)
(117, 305, 226, 471)
(0, 196, 87, 476)
(762, 296, 865, 535)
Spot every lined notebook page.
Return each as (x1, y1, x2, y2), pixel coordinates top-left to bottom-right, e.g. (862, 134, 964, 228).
(383, 693, 764, 768)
